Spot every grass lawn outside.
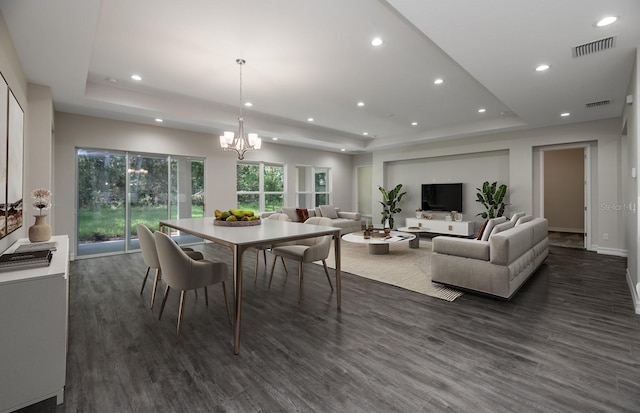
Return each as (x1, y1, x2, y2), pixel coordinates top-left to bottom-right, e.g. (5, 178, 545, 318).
(78, 205, 204, 242)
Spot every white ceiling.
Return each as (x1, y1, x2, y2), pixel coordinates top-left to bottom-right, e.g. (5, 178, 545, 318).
(1, 0, 638, 153)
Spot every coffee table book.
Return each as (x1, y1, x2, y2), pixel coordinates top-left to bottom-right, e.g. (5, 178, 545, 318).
(0, 249, 53, 270)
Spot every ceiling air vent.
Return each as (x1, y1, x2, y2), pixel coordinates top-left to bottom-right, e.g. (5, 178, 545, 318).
(572, 35, 616, 58)
(585, 99, 611, 108)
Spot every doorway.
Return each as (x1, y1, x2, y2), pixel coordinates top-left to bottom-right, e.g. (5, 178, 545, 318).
(540, 146, 590, 249)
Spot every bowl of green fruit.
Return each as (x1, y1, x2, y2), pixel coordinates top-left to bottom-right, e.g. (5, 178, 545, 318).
(213, 209, 261, 226)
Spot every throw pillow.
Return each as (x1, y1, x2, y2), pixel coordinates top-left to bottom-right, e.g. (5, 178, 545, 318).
(319, 205, 339, 219)
(296, 208, 309, 222)
(516, 215, 534, 226)
(488, 220, 515, 238)
(481, 216, 507, 241)
(314, 207, 322, 218)
(510, 211, 526, 222)
(476, 220, 489, 240)
(281, 207, 300, 222)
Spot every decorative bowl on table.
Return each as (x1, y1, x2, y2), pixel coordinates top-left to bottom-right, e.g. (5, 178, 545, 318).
(213, 209, 261, 226)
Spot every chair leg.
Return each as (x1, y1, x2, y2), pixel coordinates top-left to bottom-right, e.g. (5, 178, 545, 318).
(204, 286, 209, 307)
(221, 281, 232, 326)
(268, 255, 278, 288)
(158, 285, 171, 320)
(140, 267, 151, 295)
(297, 262, 304, 302)
(254, 248, 260, 281)
(281, 256, 289, 274)
(322, 260, 334, 291)
(263, 249, 267, 265)
(177, 290, 186, 342)
(150, 268, 161, 309)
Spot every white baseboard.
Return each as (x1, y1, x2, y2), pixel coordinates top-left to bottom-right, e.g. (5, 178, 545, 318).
(626, 269, 640, 315)
(596, 246, 627, 257)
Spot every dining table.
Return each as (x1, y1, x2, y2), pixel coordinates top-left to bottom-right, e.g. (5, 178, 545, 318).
(159, 217, 342, 354)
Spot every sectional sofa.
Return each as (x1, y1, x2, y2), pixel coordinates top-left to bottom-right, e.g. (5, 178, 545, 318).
(431, 215, 549, 299)
(262, 205, 361, 234)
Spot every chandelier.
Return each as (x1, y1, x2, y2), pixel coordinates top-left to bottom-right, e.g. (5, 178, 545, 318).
(220, 58, 261, 160)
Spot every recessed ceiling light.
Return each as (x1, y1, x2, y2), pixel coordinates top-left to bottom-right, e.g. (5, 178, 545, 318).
(154, 118, 163, 123)
(357, 101, 365, 107)
(131, 74, 142, 81)
(478, 108, 486, 113)
(340, 148, 346, 152)
(411, 122, 418, 126)
(272, 137, 278, 141)
(371, 37, 383, 47)
(307, 117, 314, 122)
(106, 77, 118, 84)
(536, 64, 550, 72)
(363, 132, 369, 136)
(434, 78, 444, 85)
(244, 102, 253, 107)
(561, 112, 571, 117)
(596, 16, 617, 27)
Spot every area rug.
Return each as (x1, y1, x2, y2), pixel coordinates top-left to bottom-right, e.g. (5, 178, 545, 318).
(323, 239, 463, 301)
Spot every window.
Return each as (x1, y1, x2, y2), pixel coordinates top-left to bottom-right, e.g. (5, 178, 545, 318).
(76, 149, 205, 257)
(296, 165, 331, 208)
(237, 162, 285, 214)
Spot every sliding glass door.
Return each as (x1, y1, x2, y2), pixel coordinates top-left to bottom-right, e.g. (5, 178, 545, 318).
(76, 149, 205, 257)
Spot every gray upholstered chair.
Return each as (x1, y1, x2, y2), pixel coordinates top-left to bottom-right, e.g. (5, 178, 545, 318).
(136, 223, 203, 309)
(154, 230, 231, 341)
(268, 216, 334, 302)
(254, 212, 290, 280)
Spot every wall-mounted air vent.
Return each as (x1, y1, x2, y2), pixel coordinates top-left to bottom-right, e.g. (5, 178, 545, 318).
(572, 35, 617, 58)
(585, 100, 611, 108)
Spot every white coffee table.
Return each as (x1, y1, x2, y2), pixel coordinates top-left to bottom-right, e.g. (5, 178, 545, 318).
(342, 230, 416, 255)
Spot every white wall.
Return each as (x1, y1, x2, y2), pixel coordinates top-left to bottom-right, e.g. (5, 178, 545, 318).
(623, 51, 639, 314)
(53, 112, 355, 255)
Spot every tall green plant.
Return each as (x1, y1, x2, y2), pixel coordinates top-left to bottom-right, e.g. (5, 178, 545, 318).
(378, 184, 407, 229)
(475, 181, 508, 219)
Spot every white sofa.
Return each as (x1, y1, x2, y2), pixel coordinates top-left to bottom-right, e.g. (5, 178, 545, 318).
(262, 205, 361, 234)
(431, 216, 548, 299)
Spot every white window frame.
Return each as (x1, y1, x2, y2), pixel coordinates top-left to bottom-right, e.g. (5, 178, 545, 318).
(237, 161, 286, 212)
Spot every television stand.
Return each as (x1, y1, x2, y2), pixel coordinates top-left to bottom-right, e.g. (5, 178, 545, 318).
(405, 217, 475, 237)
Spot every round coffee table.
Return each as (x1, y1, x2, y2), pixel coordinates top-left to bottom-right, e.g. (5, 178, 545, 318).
(396, 226, 430, 248)
(342, 230, 416, 255)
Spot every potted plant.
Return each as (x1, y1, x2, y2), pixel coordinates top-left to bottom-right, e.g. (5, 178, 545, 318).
(378, 184, 407, 230)
(475, 181, 508, 219)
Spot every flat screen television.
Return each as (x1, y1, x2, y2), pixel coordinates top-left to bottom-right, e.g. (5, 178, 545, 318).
(421, 183, 463, 212)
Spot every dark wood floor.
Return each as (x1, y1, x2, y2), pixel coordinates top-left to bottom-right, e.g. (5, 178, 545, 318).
(19, 243, 640, 412)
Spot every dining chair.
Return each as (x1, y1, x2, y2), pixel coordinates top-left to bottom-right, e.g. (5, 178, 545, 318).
(268, 216, 334, 302)
(136, 223, 203, 309)
(254, 213, 290, 280)
(154, 230, 232, 342)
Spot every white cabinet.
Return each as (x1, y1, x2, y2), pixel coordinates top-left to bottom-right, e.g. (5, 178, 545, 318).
(405, 218, 475, 237)
(0, 235, 69, 413)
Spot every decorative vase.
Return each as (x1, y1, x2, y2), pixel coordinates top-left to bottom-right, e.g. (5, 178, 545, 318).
(29, 215, 52, 242)
(384, 218, 391, 234)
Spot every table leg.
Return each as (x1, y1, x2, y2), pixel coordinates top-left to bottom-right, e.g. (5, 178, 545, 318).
(233, 244, 245, 355)
(334, 232, 341, 309)
(369, 243, 390, 254)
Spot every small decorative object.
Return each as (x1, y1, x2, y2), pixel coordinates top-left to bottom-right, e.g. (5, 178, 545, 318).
(29, 188, 53, 242)
(451, 211, 458, 221)
(455, 213, 463, 222)
(415, 208, 423, 218)
(363, 228, 371, 239)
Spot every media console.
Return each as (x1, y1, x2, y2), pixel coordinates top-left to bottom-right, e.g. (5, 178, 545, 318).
(405, 217, 475, 237)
